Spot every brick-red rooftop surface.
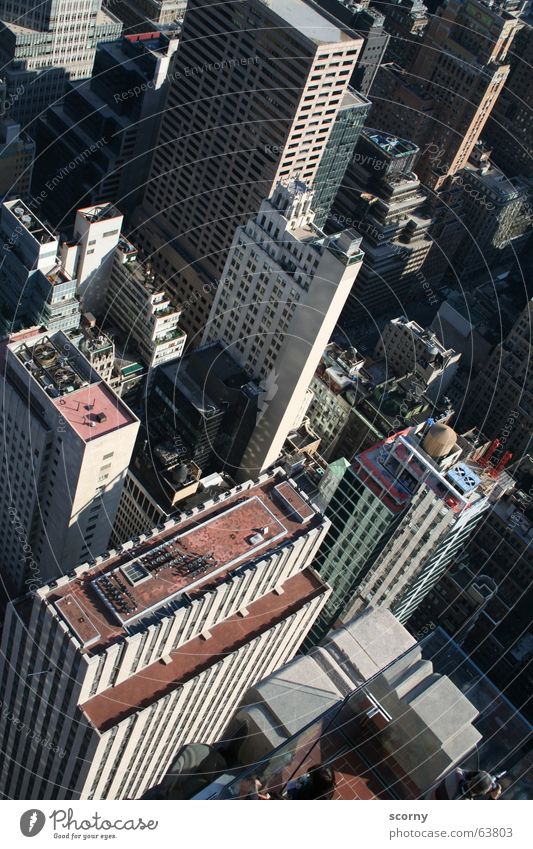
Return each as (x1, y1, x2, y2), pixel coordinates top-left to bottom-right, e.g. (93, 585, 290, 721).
(82, 568, 327, 732)
(53, 381, 136, 442)
(47, 477, 324, 654)
(274, 481, 315, 522)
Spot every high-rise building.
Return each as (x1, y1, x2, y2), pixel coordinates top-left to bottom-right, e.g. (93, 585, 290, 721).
(484, 10, 533, 179)
(103, 237, 186, 372)
(460, 299, 532, 460)
(369, 0, 522, 192)
(306, 422, 512, 645)
(372, 0, 429, 68)
(315, 0, 390, 95)
(453, 145, 531, 273)
(0, 83, 35, 198)
(333, 130, 432, 320)
(0, 328, 139, 594)
(102, 0, 186, 33)
(375, 315, 461, 401)
(0, 200, 80, 337)
(408, 468, 533, 722)
(135, 0, 364, 341)
(0, 1, 122, 126)
(312, 89, 371, 230)
(0, 469, 331, 799)
(61, 203, 123, 315)
(203, 180, 364, 476)
(33, 30, 179, 225)
(137, 342, 260, 476)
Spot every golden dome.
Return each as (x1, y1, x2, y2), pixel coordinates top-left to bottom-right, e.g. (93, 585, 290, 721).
(422, 422, 457, 459)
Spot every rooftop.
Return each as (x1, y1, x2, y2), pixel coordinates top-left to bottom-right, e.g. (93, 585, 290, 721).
(77, 203, 122, 224)
(52, 382, 136, 443)
(46, 475, 324, 654)
(364, 130, 418, 157)
(266, 0, 356, 44)
(4, 199, 56, 245)
(355, 429, 480, 514)
(81, 568, 327, 732)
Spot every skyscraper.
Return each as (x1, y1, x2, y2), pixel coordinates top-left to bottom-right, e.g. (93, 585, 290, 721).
(483, 7, 533, 178)
(370, 0, 521, 190)
(203, 180, 364, 476)
(460, 299, 532, 460)
(0, 469, 331, 799)
(0, 328, 139, 594)
(305, 422, 510, 645)
(0, 1, 122, 126)
(135, 0, 364, 341)
(333, 129, 432, 320)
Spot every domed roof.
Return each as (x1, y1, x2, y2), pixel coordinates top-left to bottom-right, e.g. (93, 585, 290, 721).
(422, 422, 457, 459)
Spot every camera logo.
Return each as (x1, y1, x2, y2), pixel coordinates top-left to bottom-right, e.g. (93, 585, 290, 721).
(20, 810, 46, 837)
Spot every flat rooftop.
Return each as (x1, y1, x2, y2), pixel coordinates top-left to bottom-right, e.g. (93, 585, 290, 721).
(53, 381, 137, 442)
(364, 130, 418, 157)
(267, 0, 355, 44)
(47, 477, 324, 654)
(4, 199, 56, 245)
(82, 568, 327, 732)
(355, 431, 475, 514)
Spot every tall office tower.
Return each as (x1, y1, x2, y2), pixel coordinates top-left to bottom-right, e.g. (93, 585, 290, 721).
(136, 0, 363, 342)
(460, 299, 533, 460)
(409, 492, 533, 722)
(0, 469, 331, 799)
(315, 1, 390, 94)
(484, 13, 533, 178)
(312, 90, 371, 229)
(305, 422, 510, 646)
(0, 328, 139, 594)
(33, 30, 178, 226)
(103, 238, 186, 372)
(375, 316, 461, 402)
(454, 147, 531, 273)
(0, 200, 80, 337)
(370, 0, 521, 191)
(0, 1, 122, 127)
(203, 180, 364, 477)
(372, 0, 428, 67)
(333, 130, 432, 321)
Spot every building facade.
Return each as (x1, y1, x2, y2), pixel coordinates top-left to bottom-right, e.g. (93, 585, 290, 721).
(203, 180, 364, 476)
(0, 328, 139, 593)
(0, 470, 331, 799)
(0, 0, 122, 126)
(306, 422, 509, 645)
(135, 0, 364, 341)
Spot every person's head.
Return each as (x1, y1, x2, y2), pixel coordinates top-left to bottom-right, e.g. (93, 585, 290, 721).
(463, 771, 494, 798)
(308, 765, 336, 799)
